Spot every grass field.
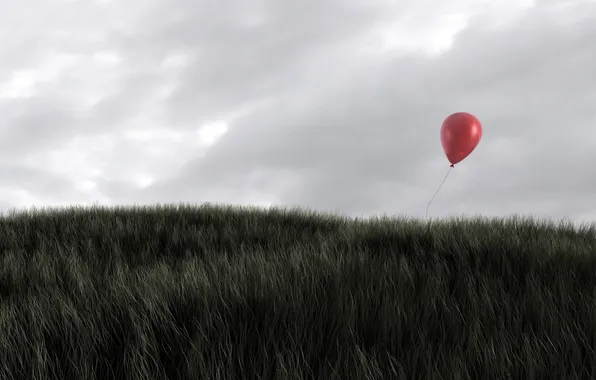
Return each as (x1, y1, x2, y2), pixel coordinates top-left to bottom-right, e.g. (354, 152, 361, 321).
(2, 203, 596, 379)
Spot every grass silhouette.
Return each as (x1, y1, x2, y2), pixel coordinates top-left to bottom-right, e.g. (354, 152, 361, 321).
(1, 203, 596, 379)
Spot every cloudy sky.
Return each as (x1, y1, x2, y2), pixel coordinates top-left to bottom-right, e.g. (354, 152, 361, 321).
(0, 0, 595, 222)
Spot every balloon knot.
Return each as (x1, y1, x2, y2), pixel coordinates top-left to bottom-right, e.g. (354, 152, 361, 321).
(450, 164, 454, 168)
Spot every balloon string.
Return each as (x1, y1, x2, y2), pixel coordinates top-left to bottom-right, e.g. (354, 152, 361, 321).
(425, 165, 453, 219)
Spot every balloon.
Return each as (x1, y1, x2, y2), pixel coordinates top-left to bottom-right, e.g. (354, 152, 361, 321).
(441, 112, 482, 167)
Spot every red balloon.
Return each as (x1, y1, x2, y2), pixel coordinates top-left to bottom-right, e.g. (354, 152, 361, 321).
(441, 112, 482, 167)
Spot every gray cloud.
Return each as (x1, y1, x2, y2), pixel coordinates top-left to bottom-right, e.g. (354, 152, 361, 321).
(129, 0, 596, 221)
(1, 0, 595, 224)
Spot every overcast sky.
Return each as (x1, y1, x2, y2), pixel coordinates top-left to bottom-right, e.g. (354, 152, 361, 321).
(0, 0, 595, 223)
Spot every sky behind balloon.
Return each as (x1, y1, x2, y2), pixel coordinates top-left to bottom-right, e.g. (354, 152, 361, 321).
(0, 0, 595, 223)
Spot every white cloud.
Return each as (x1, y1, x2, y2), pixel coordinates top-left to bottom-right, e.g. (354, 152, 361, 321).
(92, 50, 122, 65)
(161, 53, 191, 69)
(197, 121, 229, 146)
(0, 0, 594, 223)
(75, 179, 97, 191)
(132, 174, 155, 188)
(370, 12, 470, 56)
(0, 70, 38, 98)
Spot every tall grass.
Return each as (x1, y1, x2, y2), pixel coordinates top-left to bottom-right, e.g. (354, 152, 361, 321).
(1, 203, 596, 379)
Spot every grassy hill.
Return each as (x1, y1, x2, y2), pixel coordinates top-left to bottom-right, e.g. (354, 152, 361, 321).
(1, 204, 596, 380)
